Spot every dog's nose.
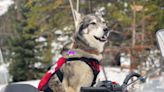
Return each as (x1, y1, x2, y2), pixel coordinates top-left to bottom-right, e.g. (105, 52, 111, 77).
(103, 28, 108, 33)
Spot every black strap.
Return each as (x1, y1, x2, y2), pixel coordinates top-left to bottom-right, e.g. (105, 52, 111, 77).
(41, 70, 63, 92)
(66, 57, 99, 64)
(56, 69, 63, 82)
(53, 57, 99, 87)
(91, 74, 98, 86)
(42, 84, 53, 92)
(42, 57, 99, 92)
(66, 57, 100, 86)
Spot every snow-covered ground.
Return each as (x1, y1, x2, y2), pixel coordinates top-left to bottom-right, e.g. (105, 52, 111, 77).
(13, 80, 40, 88)
(97, 67, 129, 84)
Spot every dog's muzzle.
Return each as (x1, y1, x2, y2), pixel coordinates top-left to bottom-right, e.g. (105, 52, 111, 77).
(103, 28, 109, 34)
(94, 28, 109, 42)
(94, 36, 106, 42)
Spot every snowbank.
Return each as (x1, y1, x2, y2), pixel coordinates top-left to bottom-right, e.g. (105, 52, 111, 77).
(97, 67, 129, 84)
(14, 80, 40, 88)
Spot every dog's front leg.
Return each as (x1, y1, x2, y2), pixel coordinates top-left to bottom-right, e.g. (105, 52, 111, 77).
(48, 74, 65, 92)
(63, 79, 77, 92)
(64, 86, 76, 92)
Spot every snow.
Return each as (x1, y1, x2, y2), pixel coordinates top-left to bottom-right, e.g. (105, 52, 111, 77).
(156, 29, 164, 57)
(0, 64, 9, 85)
(54, 30, 63, 35)
(57, 36, 69, 42)
(97, 67, 129, 84)
(0, 0, 14, 16)
(135, 72, 164, 92)
(0, 49, 9, 85)
(0, 84, 7, 91)
(13, 80, 40, 88)
(35, 36, 46, 42)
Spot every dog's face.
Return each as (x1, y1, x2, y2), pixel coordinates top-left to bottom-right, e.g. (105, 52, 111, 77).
(82, 15, 109, 42)
(75, 11, 110, 52)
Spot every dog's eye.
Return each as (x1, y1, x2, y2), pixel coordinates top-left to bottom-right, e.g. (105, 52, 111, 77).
(90, 22, 96, 25)
(102, 21, 106, 24)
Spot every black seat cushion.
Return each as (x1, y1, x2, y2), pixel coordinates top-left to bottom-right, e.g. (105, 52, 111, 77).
(4, 84, 39, 92)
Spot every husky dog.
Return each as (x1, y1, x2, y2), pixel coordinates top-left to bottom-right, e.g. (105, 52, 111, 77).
(48, 11, 110, 92)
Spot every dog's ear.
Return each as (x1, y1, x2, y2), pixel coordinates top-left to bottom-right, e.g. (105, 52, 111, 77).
(74, 10, 82, 22)
(95, 10, 103, 17)
(74, 10, 83, 26)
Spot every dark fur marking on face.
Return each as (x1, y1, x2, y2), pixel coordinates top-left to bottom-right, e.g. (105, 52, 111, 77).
(78, 14, 104, 35)
(79, 21, 91, 34)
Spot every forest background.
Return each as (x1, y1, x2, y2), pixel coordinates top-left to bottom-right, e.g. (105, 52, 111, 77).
(0, 0, 163, 82)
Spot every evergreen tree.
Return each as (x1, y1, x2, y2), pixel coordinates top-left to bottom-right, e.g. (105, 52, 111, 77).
(9, 0, 43, 82)
(21, 0, 75, 64)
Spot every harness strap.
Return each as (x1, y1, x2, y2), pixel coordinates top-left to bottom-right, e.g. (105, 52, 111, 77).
(66, 57, 100, 86)
(66, 57, 99, 64)
(38, 57, 100, 92)
(56, 69, 63, 82)
(38, 57, 65, 91)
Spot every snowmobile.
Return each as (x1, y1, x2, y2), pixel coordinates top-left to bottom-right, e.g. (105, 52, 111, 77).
(80, 72, 145, 92)
(1, 72, 145, 92)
